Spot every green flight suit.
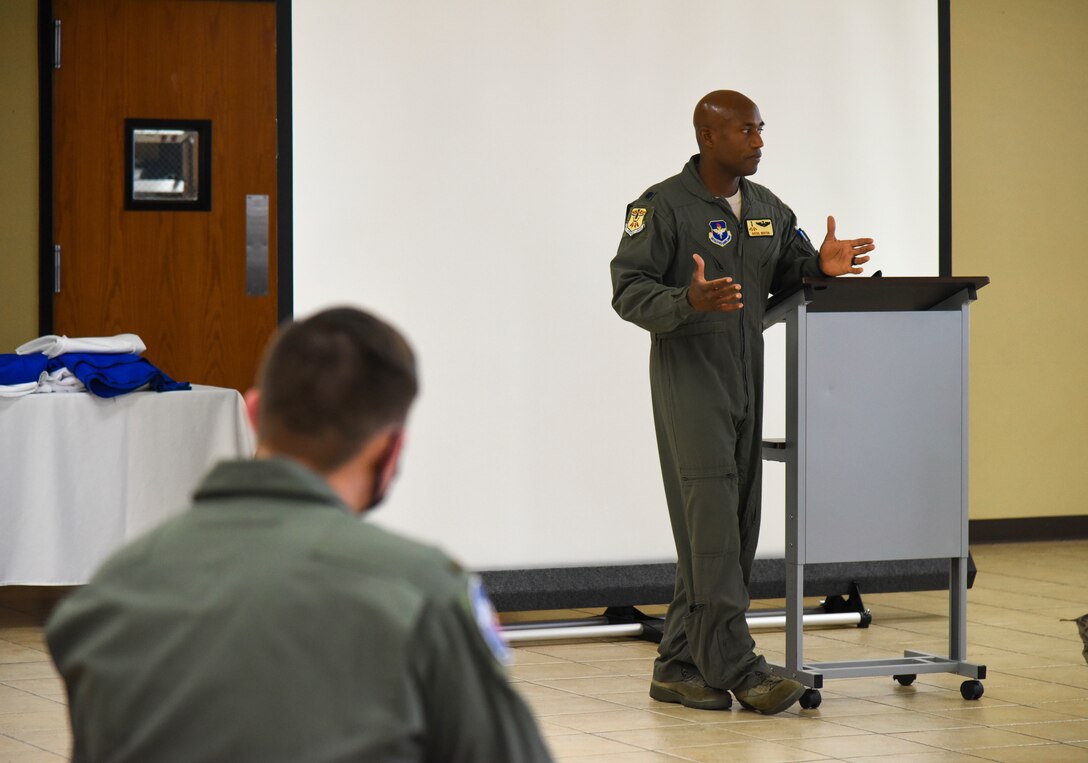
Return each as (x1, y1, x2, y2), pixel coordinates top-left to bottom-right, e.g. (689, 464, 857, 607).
(610, 156, 822, 692)
(46, 458, 552, 763)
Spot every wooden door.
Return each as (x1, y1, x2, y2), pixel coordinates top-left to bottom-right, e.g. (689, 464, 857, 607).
(51, 0, 277, 391)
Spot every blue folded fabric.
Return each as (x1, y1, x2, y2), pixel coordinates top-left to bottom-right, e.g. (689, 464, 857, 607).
(0, 353, 48, 385)
(48, 353, 190, 398)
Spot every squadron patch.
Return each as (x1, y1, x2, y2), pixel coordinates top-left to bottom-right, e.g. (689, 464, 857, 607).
(746, 219, 774, 237)
(469, 574, 510, 664)
(625, 207, 649, 236)
(708, 220, 732, 247)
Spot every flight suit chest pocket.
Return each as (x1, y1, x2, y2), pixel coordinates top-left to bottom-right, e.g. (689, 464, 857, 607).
(681, 222, 738, 280)
(744, 235, 779, 281)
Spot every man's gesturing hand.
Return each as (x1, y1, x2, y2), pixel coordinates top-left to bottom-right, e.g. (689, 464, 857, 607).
(687, 254, 743, 313)
(817, 215, 875, 276)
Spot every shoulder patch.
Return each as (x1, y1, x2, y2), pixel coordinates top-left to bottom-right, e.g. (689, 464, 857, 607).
(625, 206, 652, 236)
(468, 574, 510, 664)
(644, 191, 655, 200)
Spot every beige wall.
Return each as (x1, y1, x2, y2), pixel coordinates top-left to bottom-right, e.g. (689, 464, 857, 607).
(952, 0, 1088, 519)
(0, 2, 1083, 521)
(0, 0, 39, 352)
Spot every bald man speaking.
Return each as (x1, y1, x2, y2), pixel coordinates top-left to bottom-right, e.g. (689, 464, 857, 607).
(610, 90, 875, 715)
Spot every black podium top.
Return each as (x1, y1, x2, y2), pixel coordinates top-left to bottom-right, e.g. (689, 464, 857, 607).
(767, 276, 990, 313)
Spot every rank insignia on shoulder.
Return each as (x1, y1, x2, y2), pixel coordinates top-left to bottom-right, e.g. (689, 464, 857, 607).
(625, 207, 649, 236)
(746, 219, 774, 237)
(708, 220, 732, 247)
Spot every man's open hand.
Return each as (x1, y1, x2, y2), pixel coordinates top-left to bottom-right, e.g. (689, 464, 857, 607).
(687, 254, 743, 312)
(818, 216, 875, 276)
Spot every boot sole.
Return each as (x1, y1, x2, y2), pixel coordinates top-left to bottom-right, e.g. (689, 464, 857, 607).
(649, 682, 732, 710)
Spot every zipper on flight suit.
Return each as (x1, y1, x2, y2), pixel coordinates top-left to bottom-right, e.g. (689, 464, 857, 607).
(718, 198, 751, 419)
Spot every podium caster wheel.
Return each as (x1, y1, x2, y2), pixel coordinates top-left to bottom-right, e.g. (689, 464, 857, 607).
(894, 674, 916, 686)
(799, 689, 822, 709)
(960, 680, 984, 700)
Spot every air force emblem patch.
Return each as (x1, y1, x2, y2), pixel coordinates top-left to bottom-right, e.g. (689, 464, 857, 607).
(708, 220, 732, 247)
(625, 207, 649, 236)
(746, 219, 774, 237)
(468, 574, 510, 664)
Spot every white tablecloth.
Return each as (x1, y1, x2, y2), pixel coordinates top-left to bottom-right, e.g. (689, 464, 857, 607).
(0, 385, 255, 585)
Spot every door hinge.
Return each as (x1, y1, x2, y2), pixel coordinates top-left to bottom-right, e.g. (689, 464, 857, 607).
(54, 244, 61, 294)
(53, 20, 61, 69)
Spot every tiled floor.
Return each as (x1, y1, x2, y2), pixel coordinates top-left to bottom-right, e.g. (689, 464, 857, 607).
(1, 541, 1086, 761)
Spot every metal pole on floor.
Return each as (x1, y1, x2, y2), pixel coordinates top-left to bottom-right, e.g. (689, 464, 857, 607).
(502, 610, 863, 644)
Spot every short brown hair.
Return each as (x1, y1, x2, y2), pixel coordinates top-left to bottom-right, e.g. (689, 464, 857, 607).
(255, 307, 418, 471)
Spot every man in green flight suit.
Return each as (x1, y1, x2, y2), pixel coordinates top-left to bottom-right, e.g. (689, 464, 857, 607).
(611, 90, 875, 715)
(46, 307, 553, 762)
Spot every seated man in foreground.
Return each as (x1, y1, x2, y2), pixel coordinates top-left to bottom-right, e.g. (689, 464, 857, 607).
(46, 307, 553, 763)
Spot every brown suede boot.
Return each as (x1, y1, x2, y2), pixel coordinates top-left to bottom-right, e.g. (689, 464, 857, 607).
(733, 672, 806, 715)
(649, 667, 732, 710)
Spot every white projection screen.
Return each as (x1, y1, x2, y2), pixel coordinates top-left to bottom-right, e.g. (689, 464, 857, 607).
(292, 1, 940, 571)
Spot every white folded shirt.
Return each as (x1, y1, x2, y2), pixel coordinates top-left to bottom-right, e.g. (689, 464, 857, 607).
(37, 367, 87, 394)
(0, 381, 40, 398)
(16, 333, 147, 358)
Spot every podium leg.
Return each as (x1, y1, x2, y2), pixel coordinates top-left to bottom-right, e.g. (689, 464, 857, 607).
(950, 557, 968, 661)
(785, 563, 804, 671)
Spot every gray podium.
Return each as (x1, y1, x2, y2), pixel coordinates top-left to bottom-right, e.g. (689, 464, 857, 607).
(762, 276, 990, 708)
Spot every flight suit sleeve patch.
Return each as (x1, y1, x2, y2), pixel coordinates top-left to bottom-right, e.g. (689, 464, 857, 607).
(624, 206, 653, 236)
(467, 574, 510, 665)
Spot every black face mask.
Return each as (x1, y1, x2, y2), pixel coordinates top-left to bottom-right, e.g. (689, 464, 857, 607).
(364, 478, 389, 513)
(362, 439, 400, 513)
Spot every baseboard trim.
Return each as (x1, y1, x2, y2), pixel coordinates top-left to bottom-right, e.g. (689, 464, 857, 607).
(970, 515, 1088, 544)
(480, 556, 977, 613)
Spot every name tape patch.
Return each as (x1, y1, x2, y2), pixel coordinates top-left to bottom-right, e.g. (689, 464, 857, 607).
(746, 219, 774, 237)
